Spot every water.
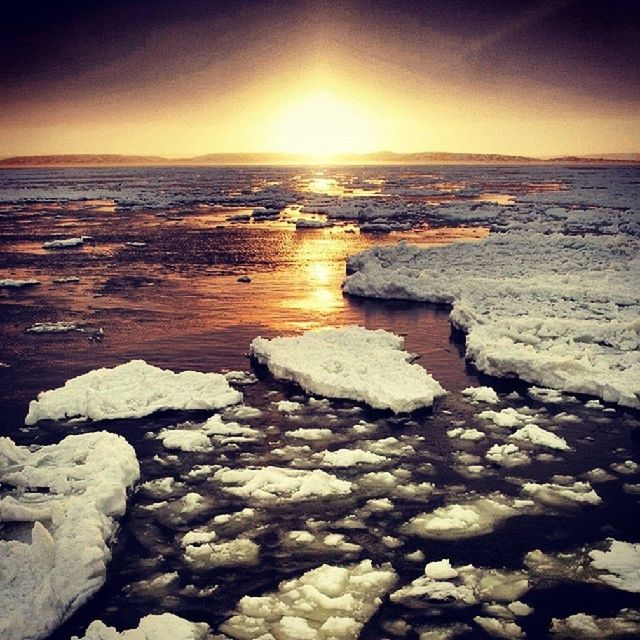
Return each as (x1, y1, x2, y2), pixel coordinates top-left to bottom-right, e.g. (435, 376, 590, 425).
(1, 165, 639, 639)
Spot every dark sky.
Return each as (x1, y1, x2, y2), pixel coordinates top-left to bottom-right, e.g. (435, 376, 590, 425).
(1, 0, 639, 155)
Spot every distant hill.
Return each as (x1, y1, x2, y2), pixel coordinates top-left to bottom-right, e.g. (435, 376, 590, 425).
(0, 151, 638, 167)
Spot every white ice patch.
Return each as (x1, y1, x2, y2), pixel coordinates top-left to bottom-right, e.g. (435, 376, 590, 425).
(0, 432, 139, 640)
(462, 386, 500, 404)
(550, 609, 640, 637)
(589, 540, 640, 593)
(313, 448, 389, 468)
(343, 233, 640, 408)
(509, 424, 570, 450)
(43, 237, 85, 249)
(391, 560, 529, 609)
(0, 278, 40, 288)
(403, 495, 534, 540)
(220, 559, 397, 640)
(526, 539, 640, 594)
(522, 479, 601, 508)
(250, 326, 447, 413)
(213, 466, 354, 503)
(25, 359, 242, 424)
(72, 613, 210, 640)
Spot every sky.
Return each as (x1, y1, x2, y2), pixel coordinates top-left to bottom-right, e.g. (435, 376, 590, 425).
(0, 0, 639, 158)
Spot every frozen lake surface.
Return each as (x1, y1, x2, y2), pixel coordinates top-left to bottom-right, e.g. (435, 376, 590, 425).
(1, 165, 639, 640)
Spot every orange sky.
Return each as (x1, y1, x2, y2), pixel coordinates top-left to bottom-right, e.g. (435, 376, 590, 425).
(1, 0, 638, 158)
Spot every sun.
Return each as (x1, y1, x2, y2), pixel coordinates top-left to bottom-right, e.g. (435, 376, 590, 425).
(266, 91, 378, 160)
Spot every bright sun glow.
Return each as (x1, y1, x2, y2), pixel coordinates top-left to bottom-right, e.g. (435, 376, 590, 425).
(266, 92, 378, 159)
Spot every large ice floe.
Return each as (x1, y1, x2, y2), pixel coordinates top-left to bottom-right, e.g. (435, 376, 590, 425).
(250, 326, 446, 412)
(25, 359, 242, 424)
(219, 559, 397, 640)
(343, 232, 640, 408)
(72, 614, 211, 640)
(0, 432, 139, 640)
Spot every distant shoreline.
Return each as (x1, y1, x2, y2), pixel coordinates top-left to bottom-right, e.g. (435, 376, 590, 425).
(1, 152, 639, 168)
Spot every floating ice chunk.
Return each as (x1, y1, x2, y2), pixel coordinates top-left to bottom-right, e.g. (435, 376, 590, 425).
(391, 560, 528, 609)
(296, 218, 333, 228)
(185, 538, 259, 569)
(589, 540, 640, 592)
(43, 236, 85, 249)
(158, 429, 212, 452)
(462, 386, 499, 404)
(0, 432, 139, 640)
(283, 531, 362, 554)
(425, 559, 459, 580)
(478, 408, 533, 428)
(220, 559, 397, 640)
(72, 613, 210, 640)
(522, 479, 601, 507)
(314, 448, 388, 468)
(485, 444, 531, 467)
(285, 428, 333, 441)
(528, 387, 567, 404)
(343, 233, 640, 408)
(53, 276, 81, 283)
(447, 427, 485, 441)
(224, 370, 258, 385)
(550, 609, 640, 637)
(275, 400, 303, 413)
(250, 326, 447, 413)
(509, 424, 570, 450)
(0, 278, 40, 288)
(610, 460, 640, 475)
(26, 321, 78, 333)
(473, 616, 525, 639)
(417, 623, 472, 639)
(403, 495, 534, 540)
(213, 466, 353, 502)
(526, 539, 640, 594)
(25, 359, 242, 424)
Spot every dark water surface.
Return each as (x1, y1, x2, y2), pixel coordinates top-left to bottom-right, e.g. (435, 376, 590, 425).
(1, 166, 639, 639)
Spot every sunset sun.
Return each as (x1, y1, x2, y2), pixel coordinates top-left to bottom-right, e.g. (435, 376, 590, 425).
(266, 91, 379, 159)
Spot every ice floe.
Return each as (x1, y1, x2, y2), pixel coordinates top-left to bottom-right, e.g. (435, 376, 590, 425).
(0, 278, 40, 288)
(250, 326, 446, 413)
(403, 494, 535, 540)
(25, 359, 242, 424)
(219, 559, 397, 640)
(213, 466, 354, 503)
(0, 432, 139, 640)
(526, 538, 640, 593)
(343, 232, 640, 408)
(462, 386, 500, 404)
(390, 559, 529, 608)
(43, 236, 85, 249)
(509, 424, 570, 450)
(72, 614, 210, 640)
(550, 609, 640, 637)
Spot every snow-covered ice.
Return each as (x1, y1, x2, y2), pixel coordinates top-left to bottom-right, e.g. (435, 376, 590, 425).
(403, 494, 535, 540)
(43, 236, 85, 249)
(25, 359, 242, 424)
(220, 559, 397, 640)
(0, 432, 139, 640)
(72, 614, 210, 640)
(343, 233, 640, 408)
(550, 609, 640, 637)
(251, 326, 447, 412)
(0, 278, 40, 288)
(213, 466, 354, 503)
